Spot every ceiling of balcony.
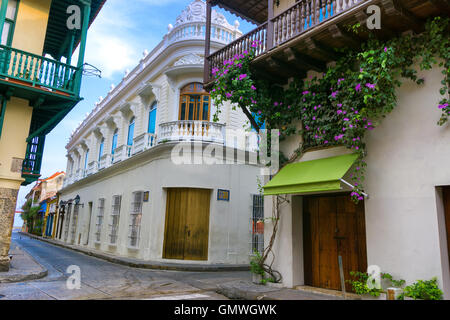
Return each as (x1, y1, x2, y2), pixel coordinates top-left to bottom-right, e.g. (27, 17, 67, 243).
(43, 0, 106, 59)
(211, 0, 268, 24)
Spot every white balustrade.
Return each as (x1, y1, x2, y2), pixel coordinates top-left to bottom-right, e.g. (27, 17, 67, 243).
(99, 154, 111, 170)
(87, 161, 98, 176)
(158, 121, 225, 144)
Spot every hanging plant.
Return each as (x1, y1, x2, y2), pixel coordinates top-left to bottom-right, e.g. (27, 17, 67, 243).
(211, 17, 450, 203)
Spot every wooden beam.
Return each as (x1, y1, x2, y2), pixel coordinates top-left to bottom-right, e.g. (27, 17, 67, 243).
(328, 25, 360, 48)
(267, 56, 306, 80)
(283, 48, 326, 72)
(204, 1, 212, 84)
(381, 0, 424, 33)
(429, 0, 450, 16)
(267, 0, 274, 50)
(304, 38, 341, 61)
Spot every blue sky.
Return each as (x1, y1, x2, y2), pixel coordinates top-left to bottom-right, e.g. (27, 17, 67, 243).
(14, 0, 254, 225)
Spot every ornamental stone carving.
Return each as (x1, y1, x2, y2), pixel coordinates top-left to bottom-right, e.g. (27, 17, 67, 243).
(175, 0, 233, 30)
(174, 53, 204, 66)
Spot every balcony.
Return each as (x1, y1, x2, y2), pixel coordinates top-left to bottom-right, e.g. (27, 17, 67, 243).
(0, 45, 81, 102)
(205, 0, 446, 85)
(158, 120, 226, 144)
(132, 133, 157, 155)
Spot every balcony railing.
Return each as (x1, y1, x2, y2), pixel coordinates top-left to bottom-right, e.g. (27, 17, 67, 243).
(0, 45, 81, 97)
(205, 0, 365, 83)
(158, 120, 226, 144)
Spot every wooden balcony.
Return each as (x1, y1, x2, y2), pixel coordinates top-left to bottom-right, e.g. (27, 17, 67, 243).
(204, 0, 448, 85)
(0, 45, 81, 102)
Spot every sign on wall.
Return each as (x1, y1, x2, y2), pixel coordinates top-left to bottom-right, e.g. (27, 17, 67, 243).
(217, 189, 230, 202)
(143, 191, 150, 202)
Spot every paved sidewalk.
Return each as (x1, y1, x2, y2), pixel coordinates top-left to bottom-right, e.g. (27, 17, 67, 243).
(216, 280, 350, 300)
(0, 240, 48, 284)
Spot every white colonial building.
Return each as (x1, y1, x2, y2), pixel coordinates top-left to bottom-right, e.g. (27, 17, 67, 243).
(57, 0, 262, 266)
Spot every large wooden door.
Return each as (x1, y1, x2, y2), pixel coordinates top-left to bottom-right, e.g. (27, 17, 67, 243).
(304, 194, 367, 291)
(163, 188, 211, 261)
(444, 187, 450, 267)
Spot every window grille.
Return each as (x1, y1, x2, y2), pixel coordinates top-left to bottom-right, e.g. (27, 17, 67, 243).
(63, 204, 72, 242)
(128, 191, 143, 248)
(70, 204, 79, 244)
(109, 195, 121, 245)
(250, 194, 264, 255)
(95, 199, 105, 243)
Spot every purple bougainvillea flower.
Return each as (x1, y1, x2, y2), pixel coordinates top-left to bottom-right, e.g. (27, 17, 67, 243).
(274, 102, 279, 106)
(302, 91, 309, 95)
(324, 141, 328, 144)
(337, 103, 342, 107)
(438, 103, 449, 109)
(337, 110, 343, 115)
(239, 74, 247, 80)
(226, 93, 232, 98)
(288, 105, 291, 109)
(355, 83, 362, 91)
(343, 118, 350, 121)
(251, 85, 257, 91)
(314, 106, 317, 110)
(338, 78, 345, 85)
(366, 83, 376, 90)
(384, 47, 388, 52)
(257, 110, 262, 114)
(331, 91, 338, 98)
(312, 116, 316, 120)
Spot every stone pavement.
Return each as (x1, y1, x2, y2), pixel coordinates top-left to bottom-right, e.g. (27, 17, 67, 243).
(21, 232, 249, 272)
(216, 280, 350, 300)
(0, 240, 47, 284)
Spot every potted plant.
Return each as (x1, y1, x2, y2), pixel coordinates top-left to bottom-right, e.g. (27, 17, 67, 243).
(398, 278, 443, 300)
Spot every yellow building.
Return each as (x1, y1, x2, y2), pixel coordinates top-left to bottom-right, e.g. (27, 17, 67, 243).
(0, 0, 105, 272)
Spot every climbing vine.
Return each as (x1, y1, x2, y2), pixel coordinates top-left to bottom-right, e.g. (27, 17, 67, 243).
(211, 16, 450, 203)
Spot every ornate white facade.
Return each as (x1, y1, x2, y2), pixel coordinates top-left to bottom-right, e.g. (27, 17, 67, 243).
(57, 1, 260, 266)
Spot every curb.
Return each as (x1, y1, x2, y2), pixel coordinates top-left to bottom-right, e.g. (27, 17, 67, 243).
(0, 242, 48, 284)
(20, 232, 250, 273)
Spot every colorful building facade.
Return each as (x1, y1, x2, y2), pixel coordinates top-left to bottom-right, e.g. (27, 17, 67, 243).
(0, 0, 105, 271)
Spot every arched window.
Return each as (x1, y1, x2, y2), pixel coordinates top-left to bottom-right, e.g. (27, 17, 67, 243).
(179, 83, 210, 121)
(148, 101, 157, 134)
(127, 117, 135, 146)
(98, 138, 105, 162)
(111, 129, 118, 154)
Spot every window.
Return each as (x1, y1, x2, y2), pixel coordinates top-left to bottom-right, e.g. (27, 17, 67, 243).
(95, 199, 105, 243)
(64, 204, 72, 242)
(111, 129, 118, 163)
(98, 138, 104, 162)
(128, 191, 143, 248)
(1, 0, 19, 46)
(127, 117, 135, 146)
(84, 149, 89, 172)
(148, 102, 157, 134)
(179, 83, 210, 121)
(70, 204, 80, 244)
(250, 195, 264, 255)
(109, 195, 121, 245)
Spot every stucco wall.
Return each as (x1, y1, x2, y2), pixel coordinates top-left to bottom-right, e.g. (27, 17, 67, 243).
(59, 144, 260, 265)
(12, 0, 51, 55)
(0, 97, 33, 186)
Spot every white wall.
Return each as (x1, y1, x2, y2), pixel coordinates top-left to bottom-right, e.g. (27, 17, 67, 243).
(60, 143, 260, 265)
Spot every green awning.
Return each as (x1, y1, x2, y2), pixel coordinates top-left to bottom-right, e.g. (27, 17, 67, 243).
(263, 153, 359, 196)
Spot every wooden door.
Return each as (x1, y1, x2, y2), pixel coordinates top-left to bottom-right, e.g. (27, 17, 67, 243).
(304, 194, 367, 291)
(444, 187, 450, 267)
(163, 188, 211, 261)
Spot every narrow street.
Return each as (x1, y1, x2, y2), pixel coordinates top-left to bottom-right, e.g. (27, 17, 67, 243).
(0, 233, 250, 300)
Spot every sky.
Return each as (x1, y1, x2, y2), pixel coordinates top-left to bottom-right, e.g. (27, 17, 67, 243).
(13, 0, 254, 226)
